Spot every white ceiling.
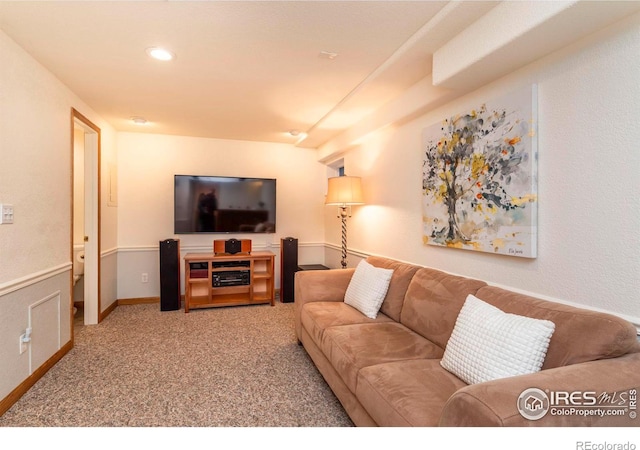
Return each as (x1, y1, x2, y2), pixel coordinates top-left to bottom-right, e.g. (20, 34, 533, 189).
(0, 1, 499, 148)
(1, 1, 638, 150)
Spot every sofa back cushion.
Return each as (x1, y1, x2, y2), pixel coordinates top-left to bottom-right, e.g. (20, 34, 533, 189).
(366, 256, 421, 322)
(400, 267, 486, 349)
(474, 286, 640, 369)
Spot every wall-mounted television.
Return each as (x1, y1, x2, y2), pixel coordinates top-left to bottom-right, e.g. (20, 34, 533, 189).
(174, 175, 276, 234)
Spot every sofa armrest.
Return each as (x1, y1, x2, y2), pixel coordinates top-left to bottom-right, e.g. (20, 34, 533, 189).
(439, 352, 640, 426)
(294, 268, 355, 341)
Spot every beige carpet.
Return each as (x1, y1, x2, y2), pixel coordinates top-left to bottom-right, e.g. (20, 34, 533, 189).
(0, 302, 353, 427)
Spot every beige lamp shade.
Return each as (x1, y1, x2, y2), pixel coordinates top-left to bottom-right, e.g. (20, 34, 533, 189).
(325, 176, 364, 206)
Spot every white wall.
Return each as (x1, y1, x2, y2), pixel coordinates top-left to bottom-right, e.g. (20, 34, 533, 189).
(325, 13, 640, 325)
(116, 132, 326, 299)
(0, 29, 118, 400)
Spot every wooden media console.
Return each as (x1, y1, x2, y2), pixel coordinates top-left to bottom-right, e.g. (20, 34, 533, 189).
(184, 251, 275, 312)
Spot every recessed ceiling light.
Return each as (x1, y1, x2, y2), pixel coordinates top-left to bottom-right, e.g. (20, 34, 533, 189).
(146, 47, 175, 61)
(318, 51, 338, 60)
(131, 116, 148, 125)
(287, 130, 308, 144)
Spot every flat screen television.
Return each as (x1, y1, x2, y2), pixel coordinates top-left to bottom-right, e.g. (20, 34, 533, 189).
(174, 175, 276, 234)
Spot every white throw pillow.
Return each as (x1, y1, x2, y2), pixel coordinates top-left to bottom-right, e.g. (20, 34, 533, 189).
(344, 260, 394, 319)
(440, 294, 555, 385)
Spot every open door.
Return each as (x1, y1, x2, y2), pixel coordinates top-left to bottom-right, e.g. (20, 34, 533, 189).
(71, 109, 101, 330)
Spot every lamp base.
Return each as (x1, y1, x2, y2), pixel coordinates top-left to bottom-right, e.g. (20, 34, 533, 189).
(339, 207, 348, 269)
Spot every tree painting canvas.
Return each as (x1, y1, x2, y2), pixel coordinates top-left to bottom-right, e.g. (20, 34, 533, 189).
(422, 85, 537, 258)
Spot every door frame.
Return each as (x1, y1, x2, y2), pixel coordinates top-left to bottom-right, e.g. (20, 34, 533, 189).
(71, 108, 101, 332)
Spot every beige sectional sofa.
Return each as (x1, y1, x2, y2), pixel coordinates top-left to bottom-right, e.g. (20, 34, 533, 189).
(294, 256, 640, 426)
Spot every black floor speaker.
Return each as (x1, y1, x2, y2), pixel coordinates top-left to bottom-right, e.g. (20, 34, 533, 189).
(280, 237, 298, 303)
(159, 239, 181, 311)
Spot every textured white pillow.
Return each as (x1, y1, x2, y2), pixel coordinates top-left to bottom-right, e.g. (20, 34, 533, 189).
(441, 294, 555, 385)
(344, 260, 394, 319)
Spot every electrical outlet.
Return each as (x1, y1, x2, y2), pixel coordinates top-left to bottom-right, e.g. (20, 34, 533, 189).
(141, 273, 148, 283)
(19, 327, 32, 354)
(19, 333, 27, 354)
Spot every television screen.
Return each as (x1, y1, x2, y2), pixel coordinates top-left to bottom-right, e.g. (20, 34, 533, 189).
(174, 175, 276, 234)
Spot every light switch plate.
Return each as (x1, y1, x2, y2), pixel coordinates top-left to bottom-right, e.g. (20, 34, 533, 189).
(0, 204, 14, 224)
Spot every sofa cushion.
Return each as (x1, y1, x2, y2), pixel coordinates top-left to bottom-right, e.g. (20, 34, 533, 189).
(440, 294, 555, 384)
(400, 267, 487, 348)
(322, 322, 444, 393)
(357, 359, 467, 426)
(300, 301, 394, 345)
(366, 256, 421, 322)
(475, 286, 640, 369)
(344, 259, 394, 319)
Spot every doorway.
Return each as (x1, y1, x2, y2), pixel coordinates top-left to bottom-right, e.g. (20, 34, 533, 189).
(71, 109, 101, 332)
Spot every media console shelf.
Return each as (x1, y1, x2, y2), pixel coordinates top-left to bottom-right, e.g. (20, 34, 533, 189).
(184, 251, 275, 313)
